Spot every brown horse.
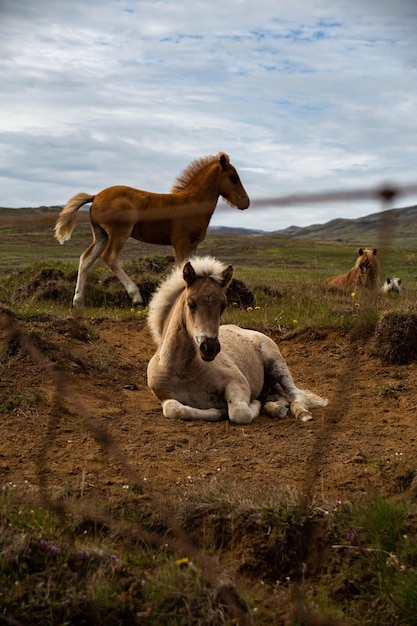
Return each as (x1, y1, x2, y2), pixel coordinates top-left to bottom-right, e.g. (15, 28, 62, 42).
(54, 153, 249, 307)
(326, 248, 380, 290)
(147, 256, 328, 424)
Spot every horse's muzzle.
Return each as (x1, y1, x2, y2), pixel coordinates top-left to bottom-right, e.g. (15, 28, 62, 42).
(238, 195, 250, 210)
(199, 336, 221, 361)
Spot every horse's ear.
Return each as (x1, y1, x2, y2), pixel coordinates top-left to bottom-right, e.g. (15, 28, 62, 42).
(373, 248, 377, 256)
(221, 265, 233, 290)
(183, 262, 196, 286)
(359, 248, 364, 255)
(219, 153, 229, 170)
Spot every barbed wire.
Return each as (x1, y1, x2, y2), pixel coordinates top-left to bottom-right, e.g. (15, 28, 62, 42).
(249, 182, 417, 208)
(0, 181, 416, 230)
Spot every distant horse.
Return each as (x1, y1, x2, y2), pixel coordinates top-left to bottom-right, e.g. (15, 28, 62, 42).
(147, 256, 328, 424)
(54, 153, 249, 307)
(326, 248, 380, 290)
(382, 277, 402, 293)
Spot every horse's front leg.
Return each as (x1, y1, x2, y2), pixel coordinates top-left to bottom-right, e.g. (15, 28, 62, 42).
(228, 400, 262, 424)
(162, 399, 226, 422)
(225, 383, 261, 424)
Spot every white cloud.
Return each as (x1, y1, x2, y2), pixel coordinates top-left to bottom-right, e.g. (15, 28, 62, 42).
(0, 0, 416, 229)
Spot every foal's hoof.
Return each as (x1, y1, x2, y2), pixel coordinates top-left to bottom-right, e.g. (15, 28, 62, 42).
(298, 411, 313, 423)
(162, 399, 184, 419)
(263, 401, 289, 419)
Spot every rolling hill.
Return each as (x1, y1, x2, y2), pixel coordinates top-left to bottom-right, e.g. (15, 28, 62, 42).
(271, 204, 417, 246)
(211, 204, 417, 247)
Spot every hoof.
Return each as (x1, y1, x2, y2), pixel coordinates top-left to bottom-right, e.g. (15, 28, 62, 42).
(131, 294, 144, 308)
(263, 401, 289, 419)
(298, 411, 313, 423)
(162, 399, 182, 419)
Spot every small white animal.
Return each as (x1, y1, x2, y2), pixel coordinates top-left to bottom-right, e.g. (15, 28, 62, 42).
(381, 277, 402, 293)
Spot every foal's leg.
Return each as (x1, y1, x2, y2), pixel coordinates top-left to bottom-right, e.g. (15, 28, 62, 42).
(228, 399, 262, 424)
(73, 226, 108, 308)
(171, 231, 197, 264)
(263, 393, 290, 419)
(162, 399, 226, 422)
(260, 336, 327, 422)
(101, 228, 143, 306)
(224, 382, 262, 424)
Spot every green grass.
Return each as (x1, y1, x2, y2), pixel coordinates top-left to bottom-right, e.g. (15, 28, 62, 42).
(1, 482, 417, 625)
(1, 228, 416, 330)
(327, 494, 417, 625)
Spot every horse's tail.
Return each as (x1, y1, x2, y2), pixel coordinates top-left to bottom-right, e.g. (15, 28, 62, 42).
(54, 192, 95, 244)
(301, 389, 328, 409)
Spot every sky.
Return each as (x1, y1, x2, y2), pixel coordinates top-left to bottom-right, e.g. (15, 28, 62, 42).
(1, 0, 417, 232)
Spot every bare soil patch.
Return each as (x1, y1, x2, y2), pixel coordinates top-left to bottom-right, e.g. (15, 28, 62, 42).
(1, 313, 416, 504)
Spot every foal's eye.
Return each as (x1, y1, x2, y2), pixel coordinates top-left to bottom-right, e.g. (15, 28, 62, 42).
(188, 299, 197, 312)
(229, 173, 239, 184)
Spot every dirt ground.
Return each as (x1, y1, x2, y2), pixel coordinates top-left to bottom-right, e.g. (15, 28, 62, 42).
(1, 311, 416, 506)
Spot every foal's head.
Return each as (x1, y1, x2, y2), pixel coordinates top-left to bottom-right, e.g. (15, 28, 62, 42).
(356, 248, 379, 287)
(217, 153, 250, 210)
(183, 260, 233, 361)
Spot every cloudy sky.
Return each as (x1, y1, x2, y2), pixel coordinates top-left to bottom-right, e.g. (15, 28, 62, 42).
(1, 0, 417, 231)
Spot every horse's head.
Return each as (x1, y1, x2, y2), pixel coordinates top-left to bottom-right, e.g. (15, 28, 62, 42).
(183, 259, 233, 361)
(217, 153, 250, 210)
(382, 277, 402, 293)
(357, 248, 379, 287)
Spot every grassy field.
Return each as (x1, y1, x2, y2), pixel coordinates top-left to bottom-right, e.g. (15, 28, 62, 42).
(1, 209, 417, 625)
(1, 209, 416, 329)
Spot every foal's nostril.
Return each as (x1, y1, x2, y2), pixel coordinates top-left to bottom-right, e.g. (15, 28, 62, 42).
(200, 337, 221, 360)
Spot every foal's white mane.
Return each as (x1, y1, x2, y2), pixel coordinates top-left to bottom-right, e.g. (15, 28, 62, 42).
(148, 256, 229, 344)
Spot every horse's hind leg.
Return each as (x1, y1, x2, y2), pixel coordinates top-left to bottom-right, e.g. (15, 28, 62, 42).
(101, 229, 143, 306)
(260, 336, 327, 422)
(263, 392, 290, 419)
(73, 226, 108, 307)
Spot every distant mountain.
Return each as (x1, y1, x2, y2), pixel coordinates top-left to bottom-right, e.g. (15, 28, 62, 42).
(208, 225, 266, 236)
(271, 204, 417, 247)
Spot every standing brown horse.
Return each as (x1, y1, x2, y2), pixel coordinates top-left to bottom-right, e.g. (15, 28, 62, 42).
(54, 153, 249, 307)
(326, 248, 380, 290)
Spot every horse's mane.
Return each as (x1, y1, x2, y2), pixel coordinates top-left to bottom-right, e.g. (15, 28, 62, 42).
(354, 248, 378, 268)
(148, 256, 229, 344)
(355, 248, 379, 286)
(170, 153, 228, 193)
